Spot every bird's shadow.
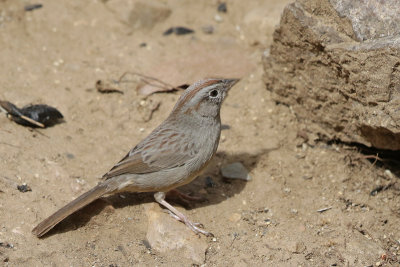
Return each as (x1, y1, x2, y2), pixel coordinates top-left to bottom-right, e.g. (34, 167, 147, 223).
(44, 149, 274, 237)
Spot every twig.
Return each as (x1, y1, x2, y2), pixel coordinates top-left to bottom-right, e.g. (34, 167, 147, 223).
(230, 233, 238, 247)
(19, 114, 45, 128)
(1, 100, 45, 128)
(317, 207, 332, 213)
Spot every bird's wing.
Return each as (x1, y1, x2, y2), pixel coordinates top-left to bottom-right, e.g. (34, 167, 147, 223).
(102, 128, 197, 179)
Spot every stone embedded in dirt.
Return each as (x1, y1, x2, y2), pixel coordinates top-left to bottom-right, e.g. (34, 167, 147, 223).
(221, 162, 251, 181)
(202, 25, 214, 34)
(289, 241, 306, 254)
(263, 0, 400, 150)
(214, 14, 223, 23)
(106, 0, 171, 30)
(144, 203, 207, 264)
(0, 242, 14, 249)
(331, 0, 400, 41)
(228, 213, 241, 223)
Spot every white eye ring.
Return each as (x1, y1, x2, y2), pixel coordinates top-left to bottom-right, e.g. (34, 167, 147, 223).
(209, 90, 219, 97)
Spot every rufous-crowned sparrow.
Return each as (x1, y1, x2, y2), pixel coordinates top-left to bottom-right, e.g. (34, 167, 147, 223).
(32, 78, 239, 237)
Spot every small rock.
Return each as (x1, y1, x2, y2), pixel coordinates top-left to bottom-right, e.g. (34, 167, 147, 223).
(229, 213, 241, 223)
(144, 203, 207, 264)
(384, 169, 394, 179)
(283, 187, 291, 193)
(202, 25, 214, 34)
(0, 242, 14, 249)
(24, 4, 43, 12)
(65, 153, 75, 159)
(221, 162, 251, 181)
(17, 183, 31, 193)
(217, 3, 227, 13)
(214, 14, 223, 23)
(70, 180, 82, 193)
(127, 0, 171, 30)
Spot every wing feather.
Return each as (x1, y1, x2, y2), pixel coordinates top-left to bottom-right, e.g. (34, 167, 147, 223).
(102, 127, 197, 180)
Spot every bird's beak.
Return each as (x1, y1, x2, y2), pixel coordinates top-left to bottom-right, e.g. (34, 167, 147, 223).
(222, 79, 240, 90)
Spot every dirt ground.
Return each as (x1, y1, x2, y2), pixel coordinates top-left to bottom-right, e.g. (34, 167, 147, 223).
(1, 0, 399, 266)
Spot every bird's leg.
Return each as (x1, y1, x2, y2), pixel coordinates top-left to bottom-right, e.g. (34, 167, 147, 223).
(154, 192, 213, 236)
(162, 209, 204, 228)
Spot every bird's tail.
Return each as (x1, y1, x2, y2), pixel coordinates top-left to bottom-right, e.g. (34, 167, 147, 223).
(32, 183, 110, 237)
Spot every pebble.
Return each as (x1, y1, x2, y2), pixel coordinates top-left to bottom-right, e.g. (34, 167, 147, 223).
(202, 25, 214, 34)
(229, 213, 241, 223)
(292, 241, 306, 254)
(65, 153, 75, 159)
(24, 4, 43, 11)
(217, 3, 227, 13)
(0, 242, 13, 249)
(283, 187, 291, 193)
(384, 169, 394, 179)
(214, 14, 223, 23)
(221, 162, 251, 181)
(70, 180, 82, 193)
(17, 183, 31, 193)
(126, 0, 171, 30)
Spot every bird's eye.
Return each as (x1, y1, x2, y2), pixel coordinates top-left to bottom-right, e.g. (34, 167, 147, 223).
(209, 90, 219, 97)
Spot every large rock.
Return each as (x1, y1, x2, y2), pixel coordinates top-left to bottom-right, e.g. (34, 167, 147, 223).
(144, 203, 208, 264)
(263, 0, 400, 150)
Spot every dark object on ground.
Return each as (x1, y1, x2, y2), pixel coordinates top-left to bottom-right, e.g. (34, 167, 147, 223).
(163, 27, 194, 36)
(17, 184, 32, 193)
(0, 242, 13, 249)
(24, 4, 43, 11)
(0, 100, 63, 128)
(218, 3, 227, 13)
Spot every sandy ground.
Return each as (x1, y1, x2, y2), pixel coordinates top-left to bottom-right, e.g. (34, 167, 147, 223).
(0, 0, 399, 266)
